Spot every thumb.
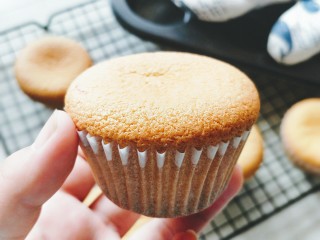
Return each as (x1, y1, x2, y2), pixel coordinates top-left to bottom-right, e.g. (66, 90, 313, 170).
(0, 110, 78, 239)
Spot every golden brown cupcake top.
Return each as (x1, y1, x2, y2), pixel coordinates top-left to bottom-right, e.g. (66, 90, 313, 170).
(65, 52, 260, 148)
(15, 36, 92, 107)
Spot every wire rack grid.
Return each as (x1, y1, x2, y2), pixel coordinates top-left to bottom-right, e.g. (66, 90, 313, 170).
(0, 0, 319, 239)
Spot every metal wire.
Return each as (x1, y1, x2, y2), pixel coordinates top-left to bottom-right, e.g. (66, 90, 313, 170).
(0, 1, 319, 239)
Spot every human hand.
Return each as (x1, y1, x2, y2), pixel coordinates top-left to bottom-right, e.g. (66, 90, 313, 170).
(0, 110, 243, 240)
(172, 0, 320, 65)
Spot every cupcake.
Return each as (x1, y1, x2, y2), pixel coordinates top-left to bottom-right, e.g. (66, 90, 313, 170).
(280, 98, 320, 174)
(237, 124, 264, 180)
(65, 52, 260, 217)
(14, 36, 92, 108)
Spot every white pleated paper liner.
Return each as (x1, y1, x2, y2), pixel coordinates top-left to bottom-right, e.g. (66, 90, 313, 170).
(78, 130, 250, 217)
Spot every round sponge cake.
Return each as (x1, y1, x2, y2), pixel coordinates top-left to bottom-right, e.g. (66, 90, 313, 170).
(65, 52, 259, 149)
(65, 52, 260, 217)
(237, 125, 264, 180)
(15, 36, 92, 108)
(281, 98, 320, 174)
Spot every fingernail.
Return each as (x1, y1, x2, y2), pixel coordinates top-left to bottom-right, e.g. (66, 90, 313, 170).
(32, 110, 59, 150)
(173, 230, 197, 240)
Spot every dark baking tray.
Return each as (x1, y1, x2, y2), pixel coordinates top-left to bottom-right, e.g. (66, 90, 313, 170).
(111, 0, 320, 85)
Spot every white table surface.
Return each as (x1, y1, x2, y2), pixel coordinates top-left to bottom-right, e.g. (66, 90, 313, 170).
(0, 1, 319, 239)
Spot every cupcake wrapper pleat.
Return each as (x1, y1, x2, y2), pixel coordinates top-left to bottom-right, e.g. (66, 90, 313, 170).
(78, 130, 250, 217)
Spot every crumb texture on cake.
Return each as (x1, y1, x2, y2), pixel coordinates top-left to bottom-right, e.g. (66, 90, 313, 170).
(65, 52, 260, 148)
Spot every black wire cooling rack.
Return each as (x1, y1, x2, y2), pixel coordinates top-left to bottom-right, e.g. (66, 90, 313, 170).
(0, 0, 320, 239)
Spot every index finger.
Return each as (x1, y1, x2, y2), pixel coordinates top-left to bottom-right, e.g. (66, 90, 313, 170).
(61, 155, 95, 201)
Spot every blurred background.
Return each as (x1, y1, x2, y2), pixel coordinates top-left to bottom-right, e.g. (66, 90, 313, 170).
(0, 0, 319, 239)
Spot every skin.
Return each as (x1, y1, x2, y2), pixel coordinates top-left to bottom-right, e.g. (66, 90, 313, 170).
(0, 110, 243, 240)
